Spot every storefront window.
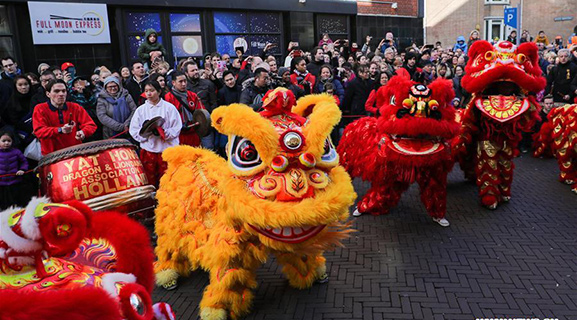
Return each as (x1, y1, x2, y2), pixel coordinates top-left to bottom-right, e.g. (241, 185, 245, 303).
(172, 35, 202, 57)
(317, 14, 349, 43)
(126, 12, 162, 33)
(125, 12, 163, 60)
(0, 5, 14, 58)
(170, 13, 203, 58)
(214, 11, 282, 57)
(170, 13, 201, 32)
(125, 11, 203, 62)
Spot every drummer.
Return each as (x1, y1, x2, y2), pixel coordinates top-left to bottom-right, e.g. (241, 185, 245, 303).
(33, 79, 97, 156)
(164, 71, 205, 147)
(129, 80, 182, 188)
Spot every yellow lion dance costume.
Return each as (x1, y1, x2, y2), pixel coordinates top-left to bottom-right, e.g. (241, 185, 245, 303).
(154, 88, 356, 320)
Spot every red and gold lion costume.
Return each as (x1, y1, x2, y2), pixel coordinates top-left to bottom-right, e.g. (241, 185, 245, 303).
(337, 74, 459, 225)
(533, 104, 577, 194)
(153, 89, 356, 320)
(454, 41, 546, 209)
(0, 197, 174, 320)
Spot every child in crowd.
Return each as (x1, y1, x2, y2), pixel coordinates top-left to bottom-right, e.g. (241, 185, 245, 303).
(0, 130, 28, 210)
(138, 28, 167, 70)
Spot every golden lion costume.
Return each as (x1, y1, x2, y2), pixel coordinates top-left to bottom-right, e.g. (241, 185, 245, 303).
(153, 89, 356, 320)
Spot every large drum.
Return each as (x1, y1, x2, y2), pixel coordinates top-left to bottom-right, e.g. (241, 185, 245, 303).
(38, 139, 155, 221)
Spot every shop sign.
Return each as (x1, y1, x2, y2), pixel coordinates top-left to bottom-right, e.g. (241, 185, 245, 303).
(28, 1, 111, 44)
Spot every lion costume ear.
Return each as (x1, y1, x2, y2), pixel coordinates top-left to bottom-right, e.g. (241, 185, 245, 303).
(293, 94, 341, 157)
(211, 104, 280, 164)
(427, 78, 455, 108)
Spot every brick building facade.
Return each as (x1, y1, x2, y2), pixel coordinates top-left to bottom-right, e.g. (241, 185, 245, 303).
(425, 0, 576, 49)
(356, 0, 424, 52)
(357, 0, 419, 16)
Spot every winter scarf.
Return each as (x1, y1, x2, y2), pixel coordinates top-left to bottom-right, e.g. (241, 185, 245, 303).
(105, 93, 131, 136)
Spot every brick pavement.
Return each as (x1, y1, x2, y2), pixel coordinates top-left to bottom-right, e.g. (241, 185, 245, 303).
(152, 155, 577, 320)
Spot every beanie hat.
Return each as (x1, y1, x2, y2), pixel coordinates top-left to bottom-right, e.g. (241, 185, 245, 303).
(104, 76, 120, 88)
(37, 63, 50, 75)
(278, 67, 290, 76)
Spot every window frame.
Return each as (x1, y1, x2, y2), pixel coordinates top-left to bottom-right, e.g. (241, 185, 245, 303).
(484, 17, 505, 41)
(484, 0, 510, 4)
(123, 10, 205, 64)
(0, 5, 16, 59)
(213, 11, 284, 58)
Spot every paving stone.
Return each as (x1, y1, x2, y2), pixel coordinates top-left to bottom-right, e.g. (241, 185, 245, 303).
(152, 156, 577, 319)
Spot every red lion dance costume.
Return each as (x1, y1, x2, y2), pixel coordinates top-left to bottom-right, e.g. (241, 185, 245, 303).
(0, 197, 174, 320)
(337, 74, 459, 226)
(533, 104, 577, 194)
(454, 41, 546, 209)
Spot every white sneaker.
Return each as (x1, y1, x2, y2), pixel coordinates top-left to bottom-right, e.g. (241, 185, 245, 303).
(486, 202, 498, 210)
(433, 217, 450, 227)
(352, 208, 363, 217)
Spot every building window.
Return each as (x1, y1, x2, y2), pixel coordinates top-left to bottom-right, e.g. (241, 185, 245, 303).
(484, 0, 510, 4)
(0, 5, 14, 58)
(484, 18, 504, 41)
(169, 13, 203, 58)
(213, 11, 282, 57)
(125, 12, 163, 61)
(125, 11, 203, 63)
(316, 14, 350, 44)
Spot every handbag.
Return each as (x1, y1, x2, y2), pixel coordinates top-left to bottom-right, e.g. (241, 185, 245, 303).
(24, 138, 42, 161)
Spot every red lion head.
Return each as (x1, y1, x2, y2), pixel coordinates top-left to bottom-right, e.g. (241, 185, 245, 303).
(462, 41, 546, 123)
(375, 74, 459, 164)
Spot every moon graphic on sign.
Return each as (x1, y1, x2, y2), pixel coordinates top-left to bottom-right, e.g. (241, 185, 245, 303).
(183, 38, 199, 55)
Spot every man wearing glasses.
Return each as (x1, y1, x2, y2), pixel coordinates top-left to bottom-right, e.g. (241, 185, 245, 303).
(1, 56, 22, 88)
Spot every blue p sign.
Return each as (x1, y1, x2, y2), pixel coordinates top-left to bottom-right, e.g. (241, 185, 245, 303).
(504, 7, 518, 28)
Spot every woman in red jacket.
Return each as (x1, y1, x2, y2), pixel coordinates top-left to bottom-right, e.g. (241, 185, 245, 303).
(365, 72, 389, 116)
(290, 57, 316, 95)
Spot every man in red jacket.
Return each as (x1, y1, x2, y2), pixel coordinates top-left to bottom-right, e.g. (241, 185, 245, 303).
(33, 79, 97, 155)
(164, 71, 205, 147)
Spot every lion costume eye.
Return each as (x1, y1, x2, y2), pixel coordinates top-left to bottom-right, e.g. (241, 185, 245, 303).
(230, 135, 262, 171)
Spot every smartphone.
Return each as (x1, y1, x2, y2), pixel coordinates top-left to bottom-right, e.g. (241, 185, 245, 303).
(217, 61, 227, 72)
(424, 44, 435, 49)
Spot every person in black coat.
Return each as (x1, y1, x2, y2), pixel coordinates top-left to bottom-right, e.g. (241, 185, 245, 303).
(215, 70, 241, 157)
(0, 80, 10, 128)
(545, 49, 577, 103)
(217, 71, 241, 106)
(124, 61, 149, 106)
(341, 65, 373, 125)
(402, 51, 420, 81)
(29, 70, 55, 111)
(3, 76, 34, 148)
(240, 68, 272, 111)
(307, 47, 325, 78)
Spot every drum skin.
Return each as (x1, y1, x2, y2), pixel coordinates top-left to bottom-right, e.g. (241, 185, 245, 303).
(38, 140, 155, 219)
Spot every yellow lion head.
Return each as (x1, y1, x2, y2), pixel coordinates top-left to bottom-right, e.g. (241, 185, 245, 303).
(209, 89, 356, 250)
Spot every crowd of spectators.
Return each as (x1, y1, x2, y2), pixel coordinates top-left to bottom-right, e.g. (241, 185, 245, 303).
(1, 26, 577, 208)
